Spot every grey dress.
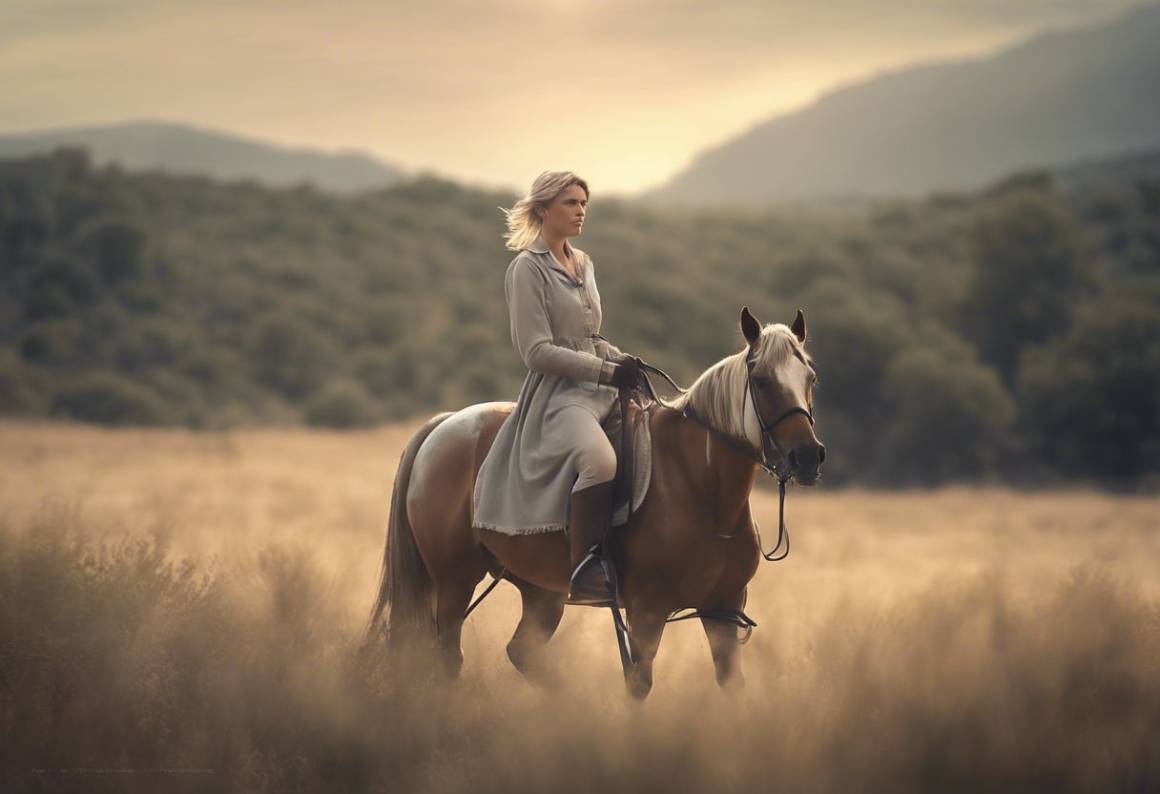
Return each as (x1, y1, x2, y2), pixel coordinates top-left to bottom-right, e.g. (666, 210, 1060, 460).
(471, 234, 622, 535)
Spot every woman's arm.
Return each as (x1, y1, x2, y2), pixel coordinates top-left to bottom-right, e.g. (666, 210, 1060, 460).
(506, 258, 608, 384)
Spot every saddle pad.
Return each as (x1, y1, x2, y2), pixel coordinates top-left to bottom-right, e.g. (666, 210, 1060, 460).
(609, 409, 652, 527)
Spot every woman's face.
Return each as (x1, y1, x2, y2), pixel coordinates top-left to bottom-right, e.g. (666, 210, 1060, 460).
(538, 184, 588, 240)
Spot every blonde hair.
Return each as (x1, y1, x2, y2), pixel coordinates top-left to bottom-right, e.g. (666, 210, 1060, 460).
(500, 170, 590, 252)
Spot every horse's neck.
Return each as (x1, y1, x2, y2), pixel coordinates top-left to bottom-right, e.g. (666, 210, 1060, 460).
(685, 414, 759, 530)
(708, 431, 759, 500)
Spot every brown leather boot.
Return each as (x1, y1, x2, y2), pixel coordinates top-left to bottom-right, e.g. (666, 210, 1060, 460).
(566, 480, 617, 606)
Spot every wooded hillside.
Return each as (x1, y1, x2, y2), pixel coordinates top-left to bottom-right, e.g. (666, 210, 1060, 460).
(2, 149, 1157, 484)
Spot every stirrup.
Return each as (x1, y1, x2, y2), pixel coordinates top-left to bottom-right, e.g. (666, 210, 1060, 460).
(567, 546, 614, 607)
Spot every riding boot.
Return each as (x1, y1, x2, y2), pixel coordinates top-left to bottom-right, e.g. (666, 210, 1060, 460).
(565, 479, 617, 607)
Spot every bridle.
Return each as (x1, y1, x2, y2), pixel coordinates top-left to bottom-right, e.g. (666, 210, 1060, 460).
(740, 351, 814, 561)
(641, 351, 816, 563)
(743, 350, 815, 482)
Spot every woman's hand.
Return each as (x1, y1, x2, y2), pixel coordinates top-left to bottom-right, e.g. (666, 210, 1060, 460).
(609, 357, 646, 390)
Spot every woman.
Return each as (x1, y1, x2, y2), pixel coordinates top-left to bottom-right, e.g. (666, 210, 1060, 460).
(471, 171, 643, 606)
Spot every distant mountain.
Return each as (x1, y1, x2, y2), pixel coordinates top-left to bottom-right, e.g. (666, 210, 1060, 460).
(1054, 147, 1160, 192)
(0, 120, 408, 193)
(647, 4, 1160, 205)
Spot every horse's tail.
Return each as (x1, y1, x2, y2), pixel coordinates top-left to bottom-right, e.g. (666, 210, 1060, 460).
(365, 411, 454, 654)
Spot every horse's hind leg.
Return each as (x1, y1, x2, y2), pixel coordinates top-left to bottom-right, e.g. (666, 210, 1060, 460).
(434, 570, 485, 679)
(506, 578, 565, 686)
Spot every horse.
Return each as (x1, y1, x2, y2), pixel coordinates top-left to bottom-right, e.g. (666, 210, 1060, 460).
(366, 306, 824, 699)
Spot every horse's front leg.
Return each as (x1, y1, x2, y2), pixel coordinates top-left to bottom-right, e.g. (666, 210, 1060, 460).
(506, 578, 566, 686)
(702, 589, 748, 689)
(624, 603, 668, 701)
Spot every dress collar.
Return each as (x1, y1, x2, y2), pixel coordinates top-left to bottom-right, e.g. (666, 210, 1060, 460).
(527, 233, 583, 285)
(526, 233, 572, 256)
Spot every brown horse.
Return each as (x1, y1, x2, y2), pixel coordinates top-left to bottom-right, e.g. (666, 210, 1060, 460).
(367, 307, 824, 699)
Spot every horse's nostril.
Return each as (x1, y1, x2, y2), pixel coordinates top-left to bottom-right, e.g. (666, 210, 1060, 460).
(788, 449, 798, 468)
(818, 445, 826, 464)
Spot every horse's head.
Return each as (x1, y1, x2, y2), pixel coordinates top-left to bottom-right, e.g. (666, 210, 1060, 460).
(740, 306, 826, 485)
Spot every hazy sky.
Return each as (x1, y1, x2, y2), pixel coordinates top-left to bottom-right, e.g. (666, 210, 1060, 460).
(0, 0, 1149, 194)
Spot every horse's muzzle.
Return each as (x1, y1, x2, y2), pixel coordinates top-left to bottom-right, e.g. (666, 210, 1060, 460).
(788, 444, 825, 485)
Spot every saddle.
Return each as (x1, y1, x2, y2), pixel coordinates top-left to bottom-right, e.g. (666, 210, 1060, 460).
(601, 388, 654, 527)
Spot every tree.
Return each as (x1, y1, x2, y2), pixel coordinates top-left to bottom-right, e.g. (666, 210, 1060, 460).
(876, 347, 1015, 484)
(795, 279, 912, 481)
(1018, 288, 1160, 479)
(247, 315, 338, 401)
(79, 218, 148, 284)
(963, 192, 1087, 384)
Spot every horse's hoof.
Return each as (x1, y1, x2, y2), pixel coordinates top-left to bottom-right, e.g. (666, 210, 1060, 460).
(506, 645, 550, 684)
(626, 672, 652, 701)
(717, 670, 746, 691)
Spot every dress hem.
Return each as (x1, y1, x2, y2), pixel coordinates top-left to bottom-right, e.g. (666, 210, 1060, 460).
(471, 519, 565, 535)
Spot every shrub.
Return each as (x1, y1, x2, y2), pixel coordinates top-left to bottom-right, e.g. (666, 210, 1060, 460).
(18, 319, 85, 366)
(0, 349, 35, 413)
(111, 318, 187, 374)
(49, 372, 169, 425)
(22, 255, 100, 321)
(303, 380, 379, 428)
(350, 349, 400, 398)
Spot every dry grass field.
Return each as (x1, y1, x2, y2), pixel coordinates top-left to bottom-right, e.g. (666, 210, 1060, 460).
(1, 420, 1158, 792)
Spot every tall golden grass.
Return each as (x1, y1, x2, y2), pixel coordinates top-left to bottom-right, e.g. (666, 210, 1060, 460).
(1, 420, 1158, 792)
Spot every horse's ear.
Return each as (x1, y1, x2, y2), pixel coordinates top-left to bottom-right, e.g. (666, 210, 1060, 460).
(740, 306, 761, 347)
(791, 308, 807, 344)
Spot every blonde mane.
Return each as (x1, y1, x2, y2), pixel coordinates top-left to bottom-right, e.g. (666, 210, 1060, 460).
(662, 323, 809, 445)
